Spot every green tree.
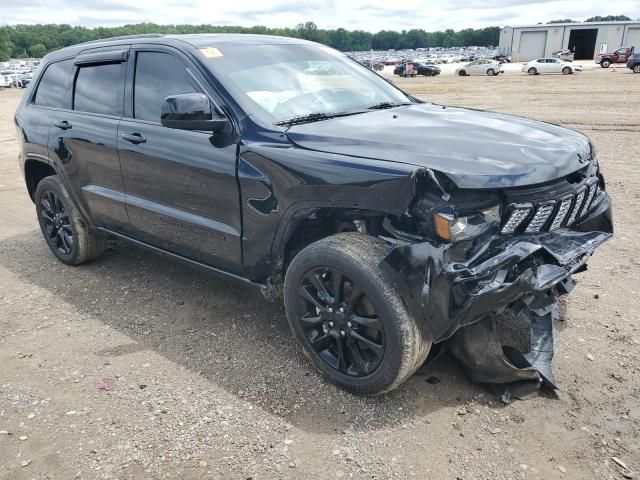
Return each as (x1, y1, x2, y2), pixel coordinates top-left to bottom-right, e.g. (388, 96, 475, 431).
(585, 15, 631, 22)
(0, 29, 12, 61)
(29, 43, 47, 58)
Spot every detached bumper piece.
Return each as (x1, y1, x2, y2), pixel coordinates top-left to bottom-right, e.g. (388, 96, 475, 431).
(381, 194, 612, 401)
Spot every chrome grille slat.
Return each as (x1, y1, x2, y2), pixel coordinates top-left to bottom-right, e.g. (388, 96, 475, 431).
(549, 195, 573, 230)
(580, 180, 598, 218)
(566, 188, 586, 226)
(524, 201, 555, 233)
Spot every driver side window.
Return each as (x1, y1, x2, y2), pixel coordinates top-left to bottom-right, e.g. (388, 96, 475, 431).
(133, 51, 198, 123)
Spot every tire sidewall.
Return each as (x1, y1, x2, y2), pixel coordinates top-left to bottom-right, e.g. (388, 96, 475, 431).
(35, 176, 83, 265)
(487, 69, 495, 76)
(528, 68, 537, 75)
(284, 240, 414, 394)
(562, 67, 571, 75)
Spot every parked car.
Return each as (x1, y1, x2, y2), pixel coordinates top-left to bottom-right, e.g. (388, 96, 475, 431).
(455, 60, 504, 76)
(393, 62, 417, 77)
(415, 64, 440, 76)
(551, 49, 575, 62)
(597, 46, 635, 68)
(522, 58, 582, 75)
(626, 52, 640, 73)
(0, 73, 10, 88)
(492, 54, 511, 63)
(15, 34, 612, 395)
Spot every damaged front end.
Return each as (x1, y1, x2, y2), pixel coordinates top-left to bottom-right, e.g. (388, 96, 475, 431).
(381, 169, 613, 401)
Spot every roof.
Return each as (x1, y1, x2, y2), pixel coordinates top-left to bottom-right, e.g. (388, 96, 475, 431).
(504, 20, 640, 29)
(45, 33, 314, 61)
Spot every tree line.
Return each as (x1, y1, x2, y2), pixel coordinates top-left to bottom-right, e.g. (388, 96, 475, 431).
(0, 22, 501, 60)
(0, 16, 636, 61)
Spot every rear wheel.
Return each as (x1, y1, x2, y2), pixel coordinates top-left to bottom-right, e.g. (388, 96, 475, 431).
(487, 68, 496, 76)
(35, 176, 107, 265)
(601, 59, 611, 68)
(562, 66, 572, 75)
(528, 67, 537, 75)
(284, 233, 431, 394)
(633, 65, 640, 73)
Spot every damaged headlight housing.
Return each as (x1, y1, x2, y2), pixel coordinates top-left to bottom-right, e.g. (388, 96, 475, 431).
(434, 205, 501, 241)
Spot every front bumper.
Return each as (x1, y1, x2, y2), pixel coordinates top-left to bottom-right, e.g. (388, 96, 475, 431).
(381, 192, 613, 344)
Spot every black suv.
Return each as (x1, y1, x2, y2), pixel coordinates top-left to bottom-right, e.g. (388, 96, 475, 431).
(15, 34, 612, 395)
(628, 52, 640, 73)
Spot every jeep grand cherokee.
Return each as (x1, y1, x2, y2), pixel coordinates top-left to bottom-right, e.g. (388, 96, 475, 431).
(14, 34, 612, 395)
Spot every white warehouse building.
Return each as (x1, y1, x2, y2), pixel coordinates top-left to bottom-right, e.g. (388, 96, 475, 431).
(499, 21, 640, 62)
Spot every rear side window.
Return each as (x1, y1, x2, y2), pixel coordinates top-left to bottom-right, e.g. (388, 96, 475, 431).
(33, 59, 73, 108)
(73, 63, 123, 116)
(134, 52, 198, 122)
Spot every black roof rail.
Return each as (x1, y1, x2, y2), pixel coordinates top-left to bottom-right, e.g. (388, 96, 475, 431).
(77, 33, 165, 46)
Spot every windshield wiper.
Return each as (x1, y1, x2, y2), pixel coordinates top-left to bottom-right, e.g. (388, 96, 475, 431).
(366, 101, 412, 110)
(274, 111, 364, 127)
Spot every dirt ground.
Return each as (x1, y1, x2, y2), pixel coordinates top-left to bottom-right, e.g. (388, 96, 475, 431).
(0, 68, 639, 480)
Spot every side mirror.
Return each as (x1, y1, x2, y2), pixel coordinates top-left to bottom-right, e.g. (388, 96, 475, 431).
(161, 93, 228, 132)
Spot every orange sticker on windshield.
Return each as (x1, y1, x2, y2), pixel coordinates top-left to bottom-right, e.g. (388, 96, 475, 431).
(200, 47, 223, 58)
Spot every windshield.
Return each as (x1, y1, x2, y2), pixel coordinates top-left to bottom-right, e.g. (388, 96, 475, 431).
(202, 43, 411, 124)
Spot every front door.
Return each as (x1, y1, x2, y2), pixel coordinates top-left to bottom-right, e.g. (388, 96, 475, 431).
(117, 47, 242, 273)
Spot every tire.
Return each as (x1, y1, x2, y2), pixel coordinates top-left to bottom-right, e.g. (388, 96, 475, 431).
(284, 233, 431, 395)
(601, 59, 611, 68)
(633, 65, 640, 73)
(35, 176, 107, 265)
(487, 68, 495, 76)
(528, 67, 537, 75)
(458, 70, 466, 76)
(562, 66, 572, 75)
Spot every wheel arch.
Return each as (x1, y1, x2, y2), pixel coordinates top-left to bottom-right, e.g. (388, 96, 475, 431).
(24, 156, 58, 201)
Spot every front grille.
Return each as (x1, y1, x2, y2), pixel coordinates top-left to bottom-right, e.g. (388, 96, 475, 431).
(501, 178, 599, 234)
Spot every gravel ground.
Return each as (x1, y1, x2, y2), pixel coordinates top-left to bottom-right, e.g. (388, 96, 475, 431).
(0, 67, 639, 480)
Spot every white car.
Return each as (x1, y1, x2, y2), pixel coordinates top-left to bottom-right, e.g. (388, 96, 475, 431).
(522, 58, 582, 75)
(0, 74, 10, 88)
(455, 60, 504, 76)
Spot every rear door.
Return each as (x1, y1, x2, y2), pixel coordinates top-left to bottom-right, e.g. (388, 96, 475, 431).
(47, 48, 130, 231)
(117, 46, 242, 273)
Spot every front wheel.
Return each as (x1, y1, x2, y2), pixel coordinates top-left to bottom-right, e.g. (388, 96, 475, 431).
(528, 67, 537, 75)
(458, 70, 466, 76)
(35, 176, 107, 265)
(562, 66, 572, 75)
(284, 233, 431, 394)
(487, 68, 496, 76)
(601, 59, 611, 68)
(633, 65, 640, 73)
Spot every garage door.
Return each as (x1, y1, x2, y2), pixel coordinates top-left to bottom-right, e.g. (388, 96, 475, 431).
(519, 31, 548, 61)
(626, 28, 640, 49)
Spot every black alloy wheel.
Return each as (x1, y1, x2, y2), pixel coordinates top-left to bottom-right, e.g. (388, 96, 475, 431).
(296, 266, 385, 377)
(40, 190, 74, 257)
(284, 233, 431, 394)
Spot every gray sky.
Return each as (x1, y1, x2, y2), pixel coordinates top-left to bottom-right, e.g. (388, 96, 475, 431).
(1, 0, 639, 31)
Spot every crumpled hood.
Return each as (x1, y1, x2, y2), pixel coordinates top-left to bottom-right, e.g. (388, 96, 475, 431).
(286, 103, 591, 188)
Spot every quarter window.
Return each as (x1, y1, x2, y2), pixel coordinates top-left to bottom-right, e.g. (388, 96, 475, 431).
(73, 63, 123, 116)
(33, 59, 73, 108)
(134, 52, 198, 123)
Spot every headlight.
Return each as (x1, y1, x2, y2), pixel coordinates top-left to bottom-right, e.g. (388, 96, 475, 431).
(433, 205, 501, 241)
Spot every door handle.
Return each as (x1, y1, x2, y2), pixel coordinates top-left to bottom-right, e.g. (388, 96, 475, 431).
(53, 120, 72, 130)
(121, 133, 146, 144)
